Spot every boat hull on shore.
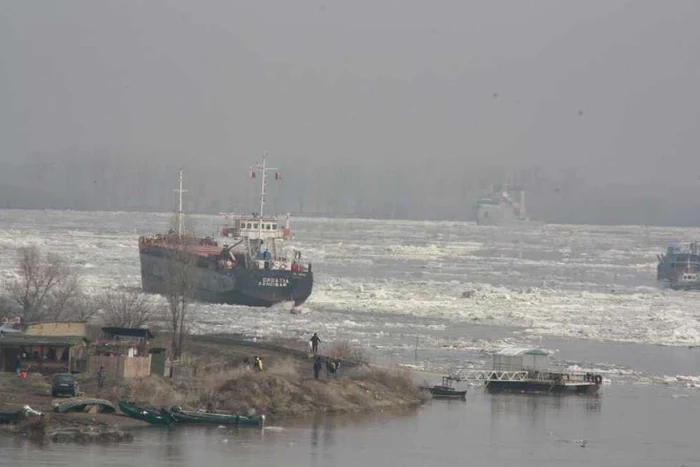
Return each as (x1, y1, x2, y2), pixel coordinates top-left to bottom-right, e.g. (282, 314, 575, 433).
(169, 407, 264, 427)
(118, 401, 174, 426)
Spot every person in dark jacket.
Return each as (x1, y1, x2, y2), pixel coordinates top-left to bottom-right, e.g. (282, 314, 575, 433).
(310, 333, 321, 354)
(96, 366, 106, 388)
(313, 356, 322, 379)
(14, 354, 21, 376)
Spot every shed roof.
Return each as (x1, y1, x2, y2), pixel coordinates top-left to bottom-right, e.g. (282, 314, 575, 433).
(101, 327, 154, 339)
(0, 325, 21, 333)
(0, 334, 86, 347)
(494, 347, 550, 357)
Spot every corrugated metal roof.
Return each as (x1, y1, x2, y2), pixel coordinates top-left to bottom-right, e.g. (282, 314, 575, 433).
(0, 335, 86, 347)
(494, 347, 550, 356)
(101, 327, 154, 339)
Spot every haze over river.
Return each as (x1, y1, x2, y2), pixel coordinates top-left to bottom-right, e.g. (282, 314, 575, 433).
(1, 210, 699, 466)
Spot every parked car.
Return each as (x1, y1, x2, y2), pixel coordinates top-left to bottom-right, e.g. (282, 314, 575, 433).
(51, 373, 79, 398)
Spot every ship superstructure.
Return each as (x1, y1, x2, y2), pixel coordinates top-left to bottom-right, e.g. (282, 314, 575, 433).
(475, 185, 528, 225)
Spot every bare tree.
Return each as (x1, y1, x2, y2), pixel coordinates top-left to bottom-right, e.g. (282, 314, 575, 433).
(47, 273, 82, 322)
(101, 289, 159, 328)
(5, 245, 82, 323)
(69, 292, 103, 323)
(163, 245, 197, 359)
(0, 296, 18, 322)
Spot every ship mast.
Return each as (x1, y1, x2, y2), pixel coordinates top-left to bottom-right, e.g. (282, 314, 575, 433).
(173, 168, 187, 238)
(251, 153, 279, 241)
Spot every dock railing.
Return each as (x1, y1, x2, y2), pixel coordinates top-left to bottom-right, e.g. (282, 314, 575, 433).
(461, 369, 599, 384)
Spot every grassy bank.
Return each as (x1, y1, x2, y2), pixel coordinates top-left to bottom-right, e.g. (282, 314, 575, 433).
(103, 336, 424, 419)
(0, 335, 425, 442)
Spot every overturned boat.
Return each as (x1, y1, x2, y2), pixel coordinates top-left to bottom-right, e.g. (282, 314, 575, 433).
(53, 398, 116, 414)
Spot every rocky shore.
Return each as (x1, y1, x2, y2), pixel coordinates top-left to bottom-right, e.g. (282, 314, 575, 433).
(0, 335, 425, 444)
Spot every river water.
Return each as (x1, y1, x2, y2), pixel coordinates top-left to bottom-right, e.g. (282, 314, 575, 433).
(1, 210, 700, 465)
(2, 383, 699, 466)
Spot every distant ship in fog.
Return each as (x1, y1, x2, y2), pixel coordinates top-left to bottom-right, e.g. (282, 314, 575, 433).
(474, 185, 529, 226)
(657, 242, 700, 290)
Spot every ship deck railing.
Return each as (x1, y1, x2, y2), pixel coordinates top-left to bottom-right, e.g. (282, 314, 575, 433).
(461, 370, 598, 385)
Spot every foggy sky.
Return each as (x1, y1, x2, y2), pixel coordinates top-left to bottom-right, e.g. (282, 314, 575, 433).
(1, 1, 700, 224)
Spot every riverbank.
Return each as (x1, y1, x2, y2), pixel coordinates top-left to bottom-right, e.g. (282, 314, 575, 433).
(0, 334, 425, 443)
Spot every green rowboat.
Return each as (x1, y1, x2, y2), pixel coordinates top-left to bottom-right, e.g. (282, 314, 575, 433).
(169, 406, 265, 428)
(118, 400, 174, 426)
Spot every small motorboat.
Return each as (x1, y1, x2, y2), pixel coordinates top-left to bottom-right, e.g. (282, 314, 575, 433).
(420, 376, 467, 400)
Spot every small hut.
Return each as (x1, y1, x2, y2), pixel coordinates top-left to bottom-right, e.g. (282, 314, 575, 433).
(492, 348, 550, 372)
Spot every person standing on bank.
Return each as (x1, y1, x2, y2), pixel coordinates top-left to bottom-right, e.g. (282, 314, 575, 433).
(313, 356, 323, 379)
(310, 333, 321, 355)
(14, 354, 21, 376)
(97, 366, 106, 388)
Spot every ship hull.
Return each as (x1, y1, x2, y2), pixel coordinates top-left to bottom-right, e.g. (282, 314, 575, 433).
(139, 250, 313, 307)
(657, 250, 700, 289)
(475, 203, 526, 226)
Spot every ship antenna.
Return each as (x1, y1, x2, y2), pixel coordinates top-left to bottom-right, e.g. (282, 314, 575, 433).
(174, 168, 188, 237)
(251, 152, 279, 242)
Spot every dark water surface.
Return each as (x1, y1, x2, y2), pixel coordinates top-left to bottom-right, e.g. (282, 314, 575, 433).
(1, 384, 698, 467)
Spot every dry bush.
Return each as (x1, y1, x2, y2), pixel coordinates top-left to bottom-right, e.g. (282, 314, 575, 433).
(103, 376, 182, 407)
(15, 413, 50, 442)
(265, 357, 300, 379)
(326, 341, 368, 364)
(216, 373, 307, 416)
(347, 366, 422, 398)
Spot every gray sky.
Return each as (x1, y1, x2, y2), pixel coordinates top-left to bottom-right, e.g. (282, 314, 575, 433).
(1, 1, 700, 221)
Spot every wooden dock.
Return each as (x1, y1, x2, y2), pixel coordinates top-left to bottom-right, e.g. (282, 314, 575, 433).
(461, 369, 602, 394)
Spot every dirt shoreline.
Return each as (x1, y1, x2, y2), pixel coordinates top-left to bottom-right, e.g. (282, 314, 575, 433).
(0, 334, 425, 443)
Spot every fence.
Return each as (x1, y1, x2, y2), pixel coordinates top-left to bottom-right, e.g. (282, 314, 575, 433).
(87, 355, 152, 379)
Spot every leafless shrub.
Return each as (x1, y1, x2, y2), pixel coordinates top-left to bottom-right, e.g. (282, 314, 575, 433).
(100, 290, 160, 328)
(69, 292, 103, 322)
(266, 357, 300, 379)
(326, 340, 369, 364)
(348, 366, 422, 398)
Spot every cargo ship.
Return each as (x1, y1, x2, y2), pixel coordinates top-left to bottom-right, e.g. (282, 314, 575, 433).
(474, 185, 528, 226)
(139, 156, 313, 308)
(657, 242, 700, 290)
